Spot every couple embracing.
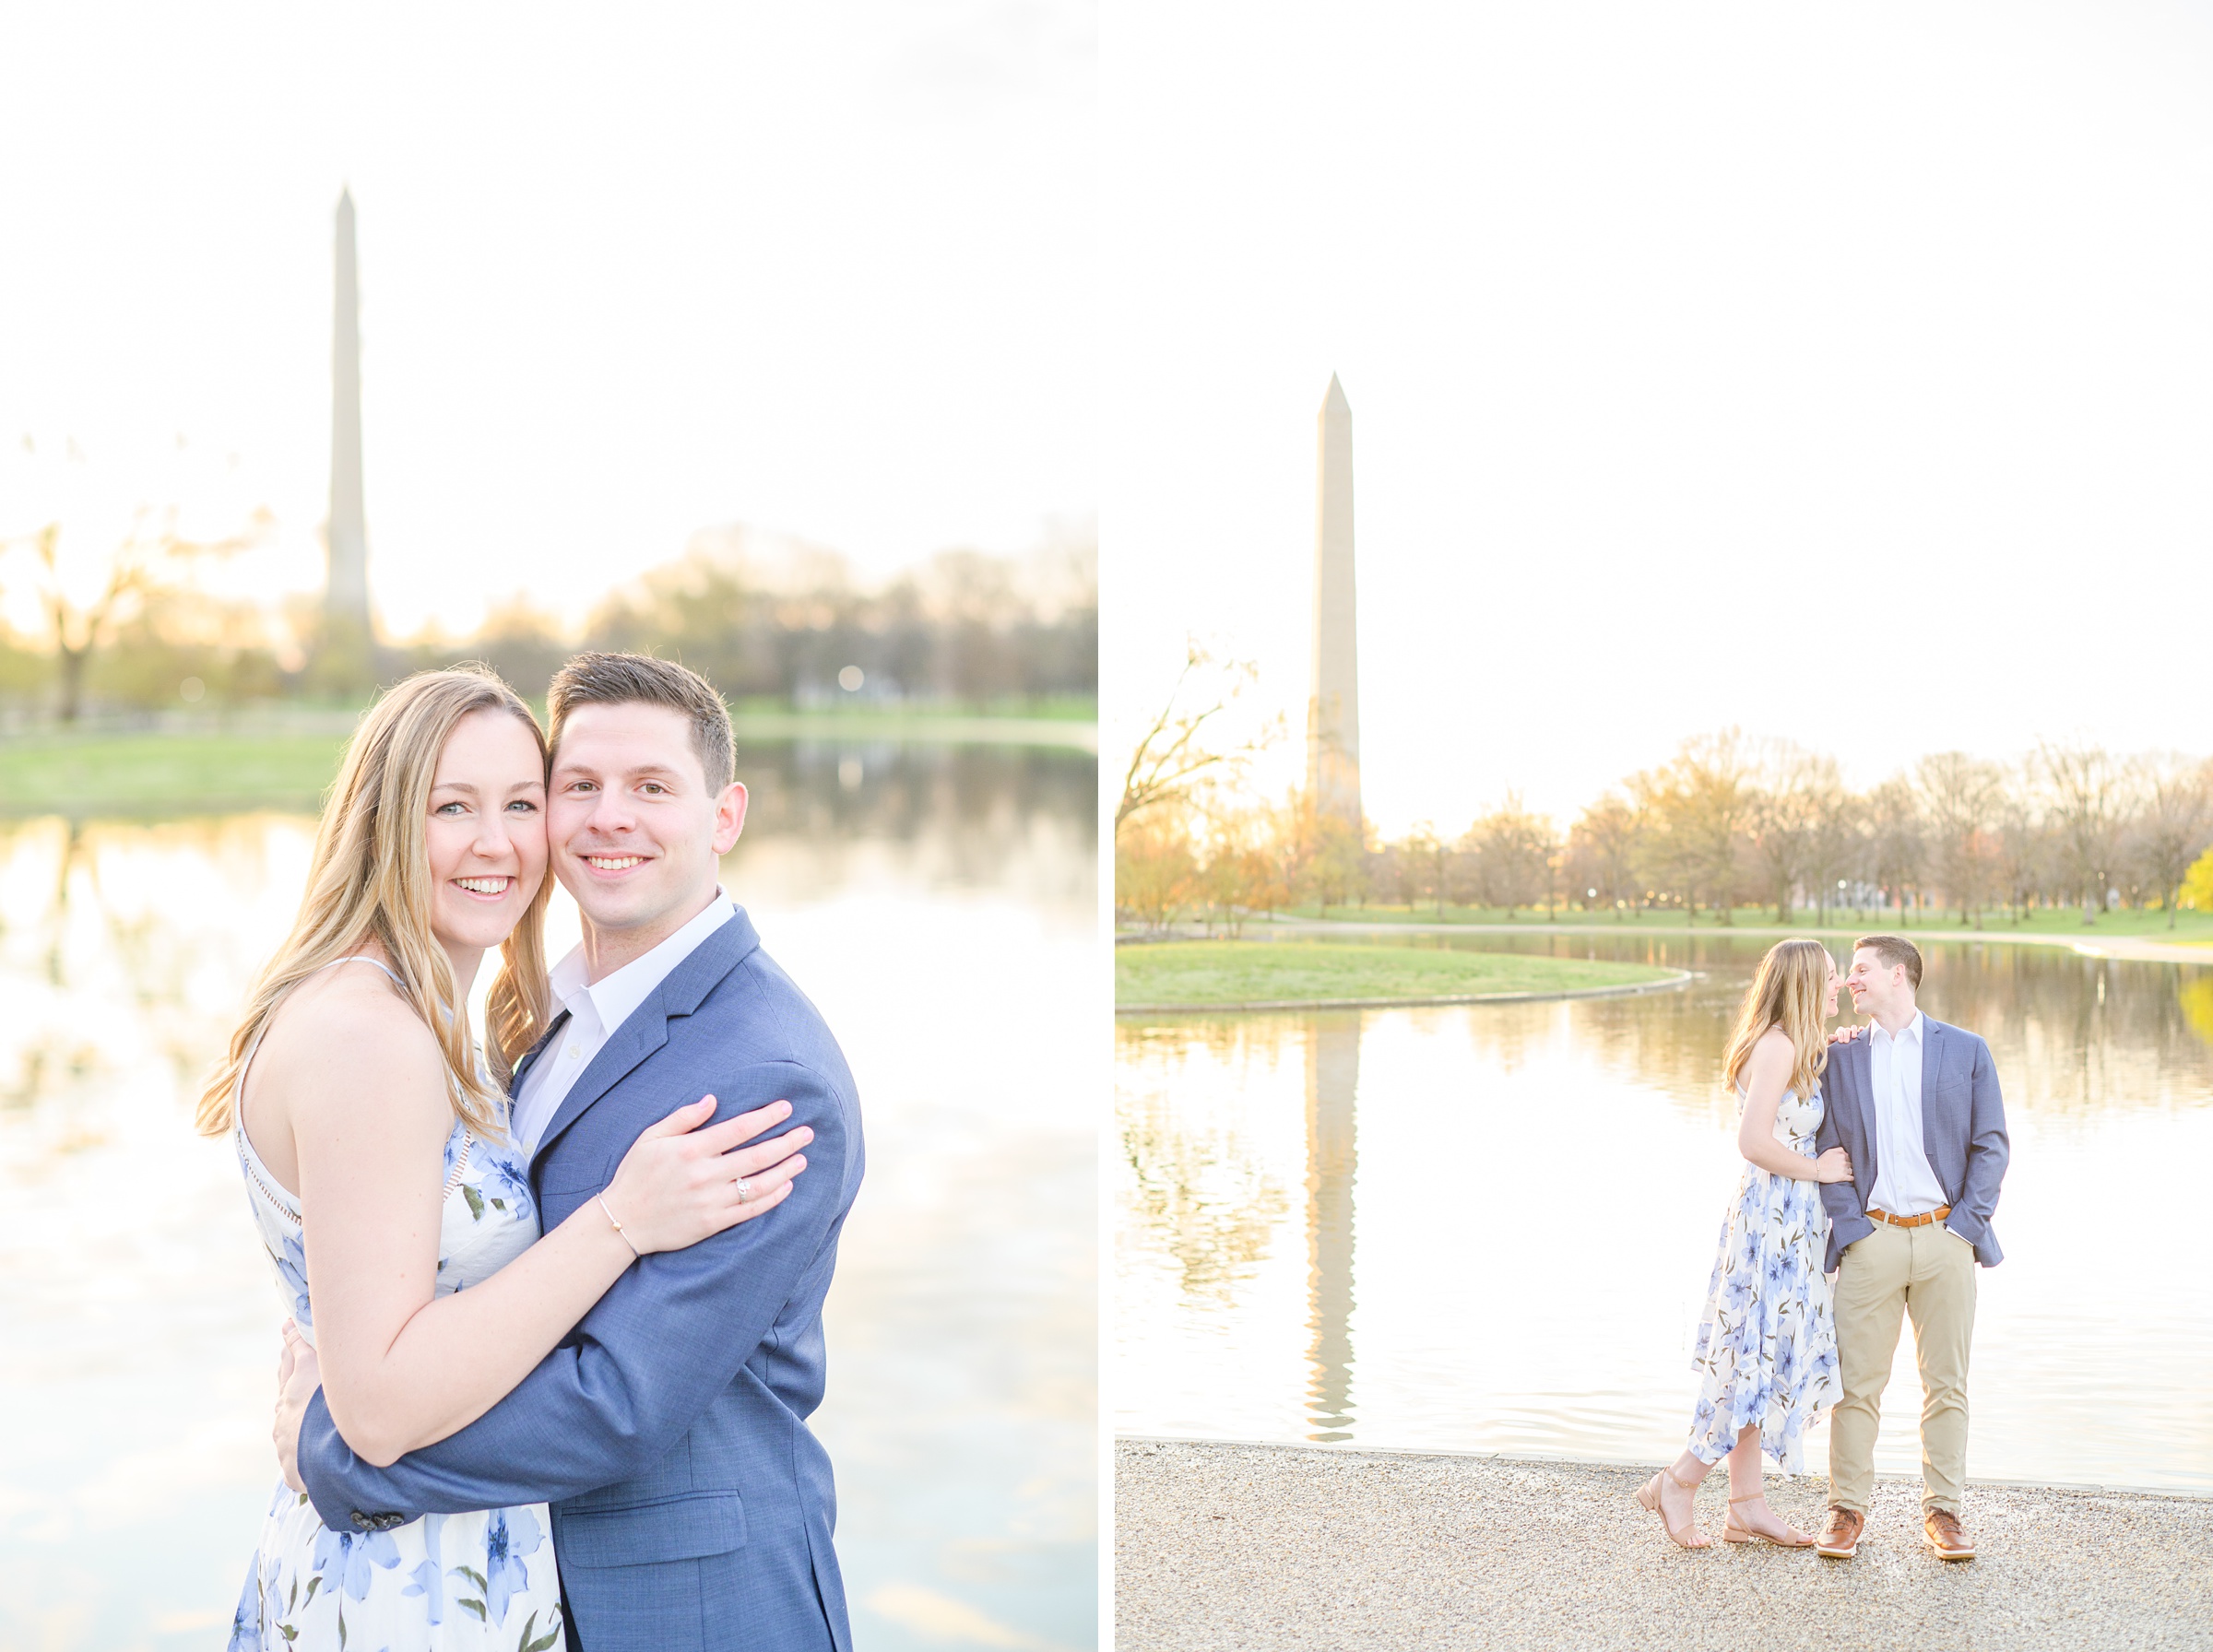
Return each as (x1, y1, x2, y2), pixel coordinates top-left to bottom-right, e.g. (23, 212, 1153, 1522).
(1637, 934, 2010, 1561)
(210, 653, 862, 1650)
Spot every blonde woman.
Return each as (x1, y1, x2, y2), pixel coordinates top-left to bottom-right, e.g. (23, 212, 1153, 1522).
(205, 667, 811, 1650)
(1636, 938, 1852, 1551)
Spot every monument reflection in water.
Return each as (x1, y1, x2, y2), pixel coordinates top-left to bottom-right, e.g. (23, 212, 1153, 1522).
(1305, 1018, 1358, 1440)
(0, 740, 1095, 1652)
(1116, 931, 2213, 1493)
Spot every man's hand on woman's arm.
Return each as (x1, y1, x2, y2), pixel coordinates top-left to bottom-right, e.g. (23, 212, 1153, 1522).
(293, 1061, 854, 1532)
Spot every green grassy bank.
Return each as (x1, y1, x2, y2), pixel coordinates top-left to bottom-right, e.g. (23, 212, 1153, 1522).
(0, 730, 353, 817)
(1273, 902, 2213, 943)
(724, 707, 1095, 749)
(1116, 940, 1677, 1009)
(0, 704, 1096, 817)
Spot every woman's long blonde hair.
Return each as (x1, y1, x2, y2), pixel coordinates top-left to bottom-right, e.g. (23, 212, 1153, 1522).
(1721, 938, 1833, 1102)
(195, 667, 553, 1139)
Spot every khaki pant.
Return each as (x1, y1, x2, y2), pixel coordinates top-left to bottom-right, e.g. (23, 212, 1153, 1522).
(1828, 1219, 1977, 1516)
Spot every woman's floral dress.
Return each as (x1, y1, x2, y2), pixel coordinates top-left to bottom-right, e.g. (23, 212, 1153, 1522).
(227, 965, 565, 1651)
(1686, 1083, 1844, 1470)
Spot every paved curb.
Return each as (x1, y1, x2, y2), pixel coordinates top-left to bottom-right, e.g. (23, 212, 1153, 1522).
(1118, 1433, 2213, 1502)
(1115, 1438, 2213, 1650)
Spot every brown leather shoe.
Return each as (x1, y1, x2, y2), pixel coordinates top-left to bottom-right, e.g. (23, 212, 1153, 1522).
(1816, 1505, 1864, 1559)
(1924, 1508, 1976, 1561)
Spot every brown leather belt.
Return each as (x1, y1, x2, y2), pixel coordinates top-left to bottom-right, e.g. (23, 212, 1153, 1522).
(1867, 1205, 1950, 1228)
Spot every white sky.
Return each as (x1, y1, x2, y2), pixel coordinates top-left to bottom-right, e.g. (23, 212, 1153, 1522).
(1102, 1, 2213, 835)
(0, 2, 1093, 638)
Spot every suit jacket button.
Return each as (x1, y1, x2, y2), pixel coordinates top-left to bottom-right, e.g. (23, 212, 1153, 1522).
(350, 1510, 374, 1531)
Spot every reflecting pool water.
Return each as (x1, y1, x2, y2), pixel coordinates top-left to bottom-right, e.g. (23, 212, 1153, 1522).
(1116, 931, 2213, 1493)
(0, 740, 1096, 1652)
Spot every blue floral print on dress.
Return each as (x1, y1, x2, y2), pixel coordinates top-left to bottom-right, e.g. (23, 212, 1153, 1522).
(480, 1156, 536, 1219)
(231, 1103, 566, 1647)
(311, 1522, 402, 1599)
(482, 1504, 546, 1624)
(1685, 1084, 1845, 1470)
(274, 1227, 313, 1331)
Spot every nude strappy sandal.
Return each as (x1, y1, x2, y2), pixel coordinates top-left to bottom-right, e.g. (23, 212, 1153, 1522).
(1634, 1465, 1710, 1550)
(1722, 1492, 1815, 1548)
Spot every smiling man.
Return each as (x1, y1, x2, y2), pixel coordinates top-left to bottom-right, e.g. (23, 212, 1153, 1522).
(1812, 934, 2008, 1565)
(287, 653, 866, 1652)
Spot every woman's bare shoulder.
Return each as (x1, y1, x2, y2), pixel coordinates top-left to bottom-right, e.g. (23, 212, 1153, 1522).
(1744, 1025, 1796, 1076)
(254, 961, 447, 1125)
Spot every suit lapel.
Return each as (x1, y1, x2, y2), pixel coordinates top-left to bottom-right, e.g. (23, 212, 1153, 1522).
(1851, 1033, 1880, 1163)
(529, 1004, 670, 1171)
(527, 909, 763, 1169)
(1919, 1017, 1948, 1168)
(508, 1009, 571, 1099)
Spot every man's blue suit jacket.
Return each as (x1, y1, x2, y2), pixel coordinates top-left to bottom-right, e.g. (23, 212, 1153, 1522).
(297, 907, 863, 1652)
(1814, 1015, 2006, 1276)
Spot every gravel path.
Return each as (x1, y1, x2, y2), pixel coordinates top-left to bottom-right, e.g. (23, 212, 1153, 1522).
(1116, 1439, 2213, 1651)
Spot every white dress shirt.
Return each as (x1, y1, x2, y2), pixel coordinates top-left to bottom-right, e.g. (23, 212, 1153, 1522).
(511, 892, 738, 1158)
(1864, 1009, 1948, 1217)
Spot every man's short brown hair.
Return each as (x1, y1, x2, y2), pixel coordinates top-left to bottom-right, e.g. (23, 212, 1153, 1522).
(1852, 933, 1923, 991)
(548, 652, 735, 792)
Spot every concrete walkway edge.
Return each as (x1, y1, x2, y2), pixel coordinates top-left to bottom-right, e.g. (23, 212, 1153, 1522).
(1116, 1438, 2213, 1650)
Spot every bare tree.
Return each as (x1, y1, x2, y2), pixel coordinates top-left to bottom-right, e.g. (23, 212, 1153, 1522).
(1805, 784, 1864, 925)
(1630, 730, 1755, 924)
(2038, 739, 2132, 923)
(1747, 742, 1840, 924)
(1463, 796, 1557, 919)
(1568, 793, 1642, 918)
(1114, 806, 1198, 935)
(1301, 806, 1369, 916)
(2132, 757, 2213, 928)
(1863, 777, 1927, 917)
(1402, 822, 1457, 916)
(1991, 780, 2042, 924)
(6, 509, 262, 722)
(1116, 643, 1277, 835)
(1193, 807, 1282, 938)
(1916, 751, 2005, 926)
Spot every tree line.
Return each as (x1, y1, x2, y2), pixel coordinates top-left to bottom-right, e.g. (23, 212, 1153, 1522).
(1117, 718, 2213, 936)
(0, 522, 1096, 721)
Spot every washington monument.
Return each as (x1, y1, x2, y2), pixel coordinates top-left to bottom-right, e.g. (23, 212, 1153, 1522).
(1307, 374, 1360, 826)
(325, 188, 373, 658)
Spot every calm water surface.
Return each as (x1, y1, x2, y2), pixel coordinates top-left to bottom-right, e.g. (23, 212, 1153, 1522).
(1116, 928, 2213, 1493)
(0, 741, 1096, 1652)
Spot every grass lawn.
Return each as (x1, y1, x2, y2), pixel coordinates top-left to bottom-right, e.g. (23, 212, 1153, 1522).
(725, 706, 1095, 749)
(729, 693, 1096, 723)
(0, 730, 351, 816)
(1275, 903, 2213, 943)
(1, 702, 1099, 816)
(1116, 940, 1676, 1008)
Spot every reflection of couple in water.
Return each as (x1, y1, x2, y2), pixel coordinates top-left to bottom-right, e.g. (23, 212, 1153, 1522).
(1638, 935, 2010, 1562)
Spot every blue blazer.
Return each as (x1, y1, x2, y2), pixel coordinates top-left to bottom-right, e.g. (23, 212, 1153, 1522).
(298, 908, 863, 1652)
(1814, 1015, 2007, 1275)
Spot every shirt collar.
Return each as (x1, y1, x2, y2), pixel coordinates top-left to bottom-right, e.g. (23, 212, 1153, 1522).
(549, 892, 738, 1035)
(548, 944, 590, 1013)
(1874, 1009, 1925, 1049)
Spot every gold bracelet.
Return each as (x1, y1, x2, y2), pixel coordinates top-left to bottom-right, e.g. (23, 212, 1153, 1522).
(597, 1194, 641, 1257)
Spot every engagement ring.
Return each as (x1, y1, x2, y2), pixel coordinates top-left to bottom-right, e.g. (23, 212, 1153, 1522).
(735, 1177, 755, 1203)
